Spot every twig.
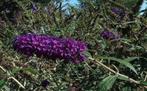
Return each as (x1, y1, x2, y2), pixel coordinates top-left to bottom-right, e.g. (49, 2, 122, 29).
(0, 65, 25, 89)
(144, 74, 147, 81)
(89, 57, 140, 84)
(0, 65, 7, 72)
(8, 77, 25, 89)
(112, 64, 119, 73)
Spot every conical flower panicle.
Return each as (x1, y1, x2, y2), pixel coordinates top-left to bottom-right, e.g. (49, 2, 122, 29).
(13, 33, 87, 64)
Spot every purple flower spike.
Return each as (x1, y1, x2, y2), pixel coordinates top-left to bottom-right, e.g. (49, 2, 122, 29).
(100, 30, 118, 40)
(13, 33, 87, 64)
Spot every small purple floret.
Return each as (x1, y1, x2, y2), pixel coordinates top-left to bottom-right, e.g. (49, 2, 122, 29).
(111, 7, 125, 18)
(31, 3, 37, 13)
(100, 30, 118, 40)
(13, 33, 87, 64)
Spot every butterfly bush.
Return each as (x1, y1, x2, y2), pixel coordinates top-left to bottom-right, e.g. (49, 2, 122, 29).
(13, 33, 87, 64)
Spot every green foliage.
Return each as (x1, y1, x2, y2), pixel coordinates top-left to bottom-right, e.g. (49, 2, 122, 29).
(97, 56, 138, 74)
(98, 75, 118, 91)
(140, 81, 147, 86)
(0, 80, 6, 89)
(0, 0, 147, 91)
(123, 0, 139, 8)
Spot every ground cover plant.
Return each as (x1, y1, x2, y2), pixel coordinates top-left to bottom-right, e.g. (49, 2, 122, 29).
(0, 0, 147, 91)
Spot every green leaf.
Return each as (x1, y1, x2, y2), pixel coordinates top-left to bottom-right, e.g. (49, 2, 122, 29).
(98, 75, 118, 91)
(83, 51, 92, 58)
(117, 60, 137, 74)
(122, 86, 133, 91)
(140, 81, 147, 86)
(0, 80, 6, 89)
(11, 68, 21, 75)
(123, 57, 139, 62)
(117, 75, 129, 81)
(11, 67, 38, 75)
(22, 67, 38, 75)
(97, 56, 137, 74)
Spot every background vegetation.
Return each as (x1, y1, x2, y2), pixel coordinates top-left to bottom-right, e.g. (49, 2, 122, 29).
(0, 0, 147, 91)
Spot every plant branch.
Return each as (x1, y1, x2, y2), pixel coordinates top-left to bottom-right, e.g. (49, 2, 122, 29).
(8, 77, 25, 89)
(0, 65, 25, 89)
(89, 57, 140, 84)
(0, 65, 7, 72)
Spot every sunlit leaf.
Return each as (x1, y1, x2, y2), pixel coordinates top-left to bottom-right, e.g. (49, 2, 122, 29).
(22, 67, 38, 75)
(117, 75, 129, 81)
(118, 60, 137, 74)
(98, 75, 118, 91)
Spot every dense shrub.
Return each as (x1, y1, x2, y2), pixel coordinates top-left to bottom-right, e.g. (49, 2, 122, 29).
(0, 0, 147, 91)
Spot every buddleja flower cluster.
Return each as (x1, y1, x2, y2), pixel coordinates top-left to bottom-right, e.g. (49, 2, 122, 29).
(13, 33, 87, 64)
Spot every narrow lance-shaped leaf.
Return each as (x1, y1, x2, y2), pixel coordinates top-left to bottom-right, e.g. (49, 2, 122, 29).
(97, 56, 138, 74)
(98, 75, 118, 91)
